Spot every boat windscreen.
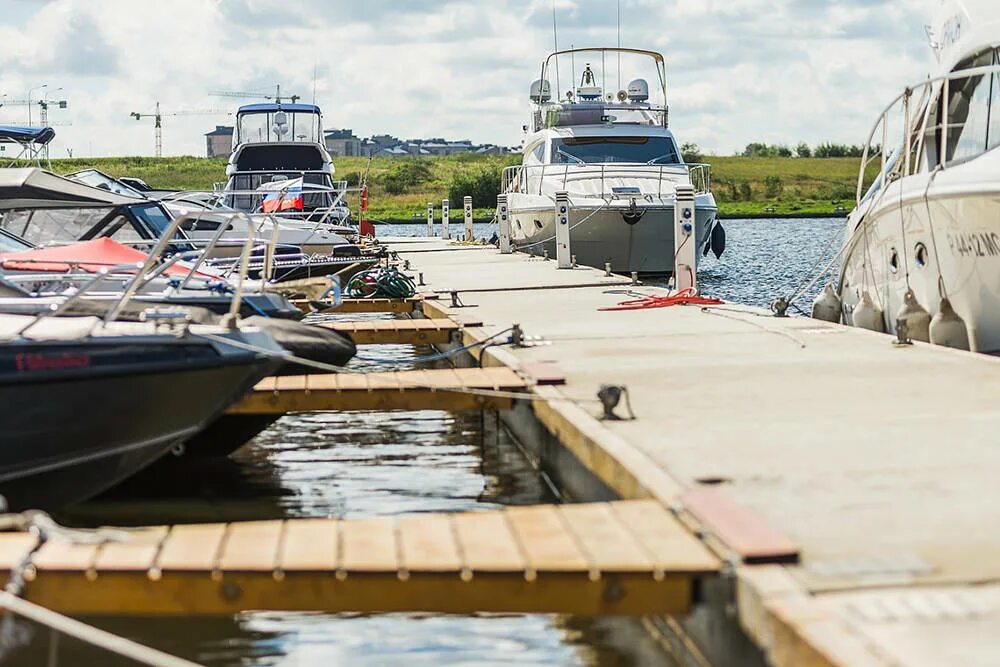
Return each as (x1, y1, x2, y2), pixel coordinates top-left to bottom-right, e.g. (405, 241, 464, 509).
(0, 208, 116, 247)
(551, 136, 679, 165)
(237, 111, 322, 144)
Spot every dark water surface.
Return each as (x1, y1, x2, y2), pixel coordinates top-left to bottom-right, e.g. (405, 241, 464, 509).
(21, 219, 841, 666)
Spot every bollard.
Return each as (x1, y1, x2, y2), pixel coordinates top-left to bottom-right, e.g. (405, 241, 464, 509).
(673, 184, 697, 292)
(497, 194, 511, 254)
(605, 262, 612, 277)
(554, 191, 572, 269)
(442, 199, 451, 240)
(427, 203, 434, 237)
(463, 196, 474, 242)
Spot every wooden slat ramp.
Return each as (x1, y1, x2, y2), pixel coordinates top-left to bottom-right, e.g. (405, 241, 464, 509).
(229, 367, 527, 413)
(4, 501, 719, 616)
(318, 318, 459, 345)
(293, 297, 423, 314)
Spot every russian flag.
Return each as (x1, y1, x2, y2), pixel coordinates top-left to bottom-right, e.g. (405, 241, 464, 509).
(260, 177, 304, 213)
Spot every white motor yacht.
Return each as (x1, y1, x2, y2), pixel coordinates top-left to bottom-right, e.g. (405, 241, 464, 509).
(836, 0, 1000, 353)
(503, 48, 722, 275)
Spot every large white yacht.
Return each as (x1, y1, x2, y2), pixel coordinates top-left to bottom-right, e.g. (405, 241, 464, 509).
(836, 1, 1000, 353)
(503, 48, 721, 275)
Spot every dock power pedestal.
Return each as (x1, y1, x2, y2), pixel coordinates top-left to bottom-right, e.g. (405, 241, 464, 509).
(673, 184, 697, 292)
(555, 191, 572, 269)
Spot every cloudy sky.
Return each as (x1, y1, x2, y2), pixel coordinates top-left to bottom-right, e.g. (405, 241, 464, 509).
(0, 0, 938, 158)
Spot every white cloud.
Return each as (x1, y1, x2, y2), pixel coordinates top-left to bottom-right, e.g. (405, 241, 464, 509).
(0, 0, 938, 158)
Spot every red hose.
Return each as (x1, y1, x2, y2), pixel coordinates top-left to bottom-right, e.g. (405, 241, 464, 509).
(599, 288, 724, 312)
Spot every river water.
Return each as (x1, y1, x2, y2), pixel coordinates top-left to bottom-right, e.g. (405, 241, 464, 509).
(24, 218, 842, 666)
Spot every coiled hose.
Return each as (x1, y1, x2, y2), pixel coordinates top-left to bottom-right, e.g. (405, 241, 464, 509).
(345, 267, 417, 299)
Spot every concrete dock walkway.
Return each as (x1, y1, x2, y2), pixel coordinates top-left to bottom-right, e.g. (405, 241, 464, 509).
(391, 238, 1000, 667)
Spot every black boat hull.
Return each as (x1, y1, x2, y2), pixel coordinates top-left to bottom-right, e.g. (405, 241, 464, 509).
(0, 345, 273, 510)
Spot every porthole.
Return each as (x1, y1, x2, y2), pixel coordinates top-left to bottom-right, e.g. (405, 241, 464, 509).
(534, 219, 544, 230)
(915, 242, 928, 267)
(889, 248, 900, 273)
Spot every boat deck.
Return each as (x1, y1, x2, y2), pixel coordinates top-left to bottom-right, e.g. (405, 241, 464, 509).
(386, 238, 1000, 667)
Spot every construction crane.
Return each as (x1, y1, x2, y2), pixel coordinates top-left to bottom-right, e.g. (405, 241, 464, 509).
(130, 102, 230, 157)
(1, 96, 69, 159)
(210, 84, 301, 105)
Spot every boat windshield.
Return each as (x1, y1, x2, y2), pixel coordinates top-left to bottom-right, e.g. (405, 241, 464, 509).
(67, 170, 146, 199)
(551, 136, 679, 165)
(237, 111, 322, 144)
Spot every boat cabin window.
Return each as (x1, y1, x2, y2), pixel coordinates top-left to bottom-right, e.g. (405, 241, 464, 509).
(924, 47, 1000, 167)
(237, 111, 322, 145)
(0, 208, 112, 247)
(550, 136, 679, 165)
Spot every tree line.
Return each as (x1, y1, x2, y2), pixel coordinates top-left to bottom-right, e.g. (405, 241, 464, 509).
(680, 142, 875, 162)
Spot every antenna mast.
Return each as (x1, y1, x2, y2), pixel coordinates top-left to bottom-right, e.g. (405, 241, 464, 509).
(552, 0, 561, 97)
(617, 0, 622, 90)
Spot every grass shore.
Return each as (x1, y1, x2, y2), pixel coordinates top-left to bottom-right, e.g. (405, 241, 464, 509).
(47, 154, 863, 220)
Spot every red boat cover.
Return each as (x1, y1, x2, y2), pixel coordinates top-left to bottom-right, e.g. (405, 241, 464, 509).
(0, 237, 210, 279)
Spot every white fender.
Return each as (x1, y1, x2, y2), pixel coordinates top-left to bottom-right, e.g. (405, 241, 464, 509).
(811, 284, 842, 323)
(930, 297, 970, 350)
(852, 291, 885, 332)
(895, 289, 931, 342)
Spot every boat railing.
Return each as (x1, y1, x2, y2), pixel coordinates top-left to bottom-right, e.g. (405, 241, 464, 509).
(856, 63, 1000, 205)
(172, 182, 359, 231)
(501, 162, 711, 199)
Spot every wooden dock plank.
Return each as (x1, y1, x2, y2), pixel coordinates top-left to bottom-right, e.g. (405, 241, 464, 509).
(93, 528, 169, 572)
(294, 297, 423, 315)
(339, 518, 399, 572)
(279, 519, 339, 571)
(681, 489, 800, 565)
(228, 368, 528, 414)
(0, 534, 38, 571)
(31, 540, 100, 571)
(505, 506, 589, 572)
(559, 503, 653, 573)
(317, 318, 458, 345)
(398, 515, 462, 572)
(610, 500, 722, 573)
(218, 521, 284, 572)
(452, 511, 526, 572)
(156, 524, 227, 571)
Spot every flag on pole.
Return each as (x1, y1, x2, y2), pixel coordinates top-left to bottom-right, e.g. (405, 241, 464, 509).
(259, 177, 304, 213)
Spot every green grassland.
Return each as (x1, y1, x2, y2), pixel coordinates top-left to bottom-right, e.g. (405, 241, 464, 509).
(47, 154, 866, 220)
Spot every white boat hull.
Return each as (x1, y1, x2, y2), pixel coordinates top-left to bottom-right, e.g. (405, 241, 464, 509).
(508, 196, 717, 274)
(840, 162, 1000, 353)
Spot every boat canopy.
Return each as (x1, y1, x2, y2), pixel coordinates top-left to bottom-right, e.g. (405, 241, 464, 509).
(0, 237, 202, 278)
(0, 126, 56, 146)
(0, 169, 139, 210)
(237, 103, 321, 114)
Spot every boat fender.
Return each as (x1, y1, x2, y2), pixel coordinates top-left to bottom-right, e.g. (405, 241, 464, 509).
(852, 291, 885, 332)
(895, 289, 930, 342)
(929, 297, 970, 350)
(710, 221, 726, 259)
(811, 284, 842, 323)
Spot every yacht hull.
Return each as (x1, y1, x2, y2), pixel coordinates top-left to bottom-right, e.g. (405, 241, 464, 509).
(840, 181, 1000, 353)
(508, 198, 717, 274)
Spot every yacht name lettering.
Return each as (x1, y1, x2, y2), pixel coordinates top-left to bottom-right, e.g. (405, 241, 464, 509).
(948, 232, 1000, 258)
(15, 353, 91, 372)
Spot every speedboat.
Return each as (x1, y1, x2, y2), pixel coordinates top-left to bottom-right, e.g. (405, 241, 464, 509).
(0, 290, 284, 510)
(504, 48, 722, 275)
(834, 0, 1000, 353)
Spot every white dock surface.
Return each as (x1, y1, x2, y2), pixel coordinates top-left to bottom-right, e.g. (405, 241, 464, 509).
(390, 238, 1000, 667)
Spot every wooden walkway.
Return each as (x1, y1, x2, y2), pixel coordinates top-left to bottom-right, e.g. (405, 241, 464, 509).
(319, 318, 460, 345)
(293, 297, 424, 314)
(5, 501, 719, 616)
(228, 367, 528, 414)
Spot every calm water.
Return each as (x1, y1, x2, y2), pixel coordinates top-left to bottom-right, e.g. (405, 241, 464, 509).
(16, 218, 842, 666)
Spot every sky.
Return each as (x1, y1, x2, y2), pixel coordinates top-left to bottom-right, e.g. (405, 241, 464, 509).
(0, 0, 939, 158)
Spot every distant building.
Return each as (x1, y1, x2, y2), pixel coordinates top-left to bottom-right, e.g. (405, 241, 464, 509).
(205, 126, 234, 159)
(324, 128, 361, 157)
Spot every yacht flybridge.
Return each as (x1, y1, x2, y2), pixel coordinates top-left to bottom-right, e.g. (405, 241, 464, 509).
(503, 48, 722, 275)
(224, 102, 354, 233)
(828, 0, 1000, 353)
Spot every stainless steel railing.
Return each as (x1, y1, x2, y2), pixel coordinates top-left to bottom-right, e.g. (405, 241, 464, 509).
(501, 162, 712, 199)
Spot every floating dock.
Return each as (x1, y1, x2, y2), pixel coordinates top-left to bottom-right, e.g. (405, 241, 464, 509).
(4, 501, 717, 616)
(380, 239, 1000, 667)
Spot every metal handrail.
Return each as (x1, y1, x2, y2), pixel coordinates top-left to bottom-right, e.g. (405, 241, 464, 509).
(855, 62, 1000, 203)
(501, 162, 711, 199)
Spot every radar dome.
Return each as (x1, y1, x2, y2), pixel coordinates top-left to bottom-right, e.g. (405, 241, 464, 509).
(627, 79, 649, 103)
(529, 79, 552, 103)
